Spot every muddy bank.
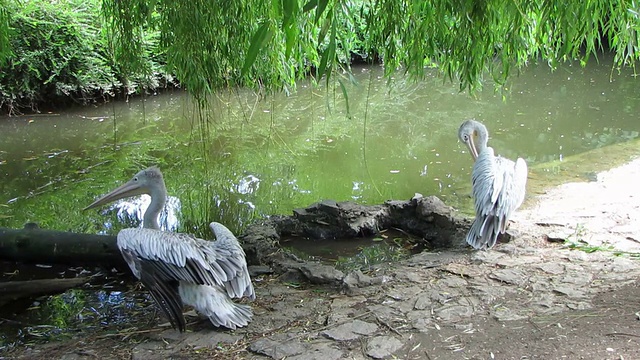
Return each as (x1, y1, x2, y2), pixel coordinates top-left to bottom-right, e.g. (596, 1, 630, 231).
(4, 158, 640, 360)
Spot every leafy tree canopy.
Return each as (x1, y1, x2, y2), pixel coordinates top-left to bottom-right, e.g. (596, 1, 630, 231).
(2, 0, 640, 102)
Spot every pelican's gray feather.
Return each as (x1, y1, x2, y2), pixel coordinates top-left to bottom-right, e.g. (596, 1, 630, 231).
(459, 120, 528, 250)
(209, 222, 256, 300)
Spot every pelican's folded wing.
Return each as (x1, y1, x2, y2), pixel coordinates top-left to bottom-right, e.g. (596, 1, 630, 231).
(208, 222, 256, 300)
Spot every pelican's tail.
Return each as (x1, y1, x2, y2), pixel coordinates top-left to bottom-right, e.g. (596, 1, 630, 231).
(178, 283, 253, 330)
(466, 215, 501, 250)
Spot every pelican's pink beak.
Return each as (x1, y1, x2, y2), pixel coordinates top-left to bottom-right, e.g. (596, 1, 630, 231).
(464, 132, 479, 161)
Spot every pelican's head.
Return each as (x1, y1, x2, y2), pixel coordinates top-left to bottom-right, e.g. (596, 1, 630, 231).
(458, 119, 488, 161)
(84, 166, 166, 210)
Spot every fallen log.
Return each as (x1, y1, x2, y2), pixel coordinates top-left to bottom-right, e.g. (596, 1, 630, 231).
(0, 225, 128, 272)
(0, 277, 90, 306)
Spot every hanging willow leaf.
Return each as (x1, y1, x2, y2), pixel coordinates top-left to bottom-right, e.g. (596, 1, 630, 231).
(315, 0, 329, 23)
(302, 0, 317, 13)
(285, 24, 297, 58)
(317, 12, 331, 45)
(242, 22, 274, 76)
(282, 0, 298, 29)
(317, 21, 336, 81)
(337, 78, 351, 119)
(282, 0, 298, 58)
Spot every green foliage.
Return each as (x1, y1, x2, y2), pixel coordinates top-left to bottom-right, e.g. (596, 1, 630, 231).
(101, 0, 640, 100)
(100, 0, 373, 104)
(1, 0, 640, 112)
(0, 0, 170, 114)
(563, 223, 640, 259)
(0, 0, 10, 65)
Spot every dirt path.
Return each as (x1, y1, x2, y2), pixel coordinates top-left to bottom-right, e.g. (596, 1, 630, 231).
(5, 159, 640, 360)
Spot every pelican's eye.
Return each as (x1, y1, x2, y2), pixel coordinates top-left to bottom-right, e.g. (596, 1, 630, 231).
(133, 177, 139, 182)
(462, 135, 469, 142)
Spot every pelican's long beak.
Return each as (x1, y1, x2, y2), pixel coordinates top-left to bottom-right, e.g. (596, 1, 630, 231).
(84, 180, 146, 211)
(466, 133, 479, 160)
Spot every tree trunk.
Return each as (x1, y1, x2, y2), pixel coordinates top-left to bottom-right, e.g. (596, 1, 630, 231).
(0, 226, 128, 272)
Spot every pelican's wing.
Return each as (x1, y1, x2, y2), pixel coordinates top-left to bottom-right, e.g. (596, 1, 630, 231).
(130, 248, 186, 332)
(178, 283, 253, 329)
(208, 222, 256, 300)
(469, 148, 528, 249)
(471, 147, 499, 218)
(514, 158, 528, 208)
(117, 228, 232, 288)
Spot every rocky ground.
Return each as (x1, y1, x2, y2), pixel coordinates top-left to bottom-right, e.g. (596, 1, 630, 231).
(5, 158, 640, 360)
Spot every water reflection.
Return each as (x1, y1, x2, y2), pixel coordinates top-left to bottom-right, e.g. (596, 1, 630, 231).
(0, 56, 639, 235)
(93, 195, 182, 233)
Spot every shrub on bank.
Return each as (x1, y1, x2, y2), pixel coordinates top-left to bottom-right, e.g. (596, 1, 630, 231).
(0, 0, 170, 115)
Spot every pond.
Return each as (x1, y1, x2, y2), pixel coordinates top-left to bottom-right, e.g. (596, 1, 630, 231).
(1, 54, 640, 348)
(2, 57, 640, 235)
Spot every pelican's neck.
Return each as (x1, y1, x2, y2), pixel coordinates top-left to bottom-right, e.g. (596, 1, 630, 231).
(143, 184, 167, 230)
(475, 126, 490, 156)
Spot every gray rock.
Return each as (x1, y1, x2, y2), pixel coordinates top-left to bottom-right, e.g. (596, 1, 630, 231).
(342, 270, 382, 291)
(489, 268, 526, 286)
(437, 275, 469, 288)
(492, 306, 528, 321)
(249, 265, 273, 276)
(553, 285, 586, 298)
(248, 338, 306, 359)
(298, 263, 345, 284)
(132, 341, 172, 360)
(386, 285, 423, 301)
(472, 250, 507, 264)
(288, 342, 343, 360)
(180, 331, 243, 350)
(397, 270, 423, 283)
(407, 310, 432, 332)
(559, 268, 592, 285)
(536, 262, 565, 275)
(566, 301, 592, 310)
(321, 320, 378, 341)
(434, 305, 473, 321)
(365, 335, 403, 359)
(365, 304, 397, 322)
(326, 296, 368, 324)
(414, 294, 431, 310)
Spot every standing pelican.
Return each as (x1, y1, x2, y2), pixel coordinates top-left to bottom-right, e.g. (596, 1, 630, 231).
(85, 166, 255, 331)
(458, 120, 528, 249)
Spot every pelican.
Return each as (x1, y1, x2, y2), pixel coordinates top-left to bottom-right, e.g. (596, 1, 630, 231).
(85, 166, 255, 331)
(458, 120, 528, 249)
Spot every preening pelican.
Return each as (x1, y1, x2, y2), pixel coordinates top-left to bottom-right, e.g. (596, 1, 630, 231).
(458, 120, 528, 249)
(85, 167, 255, 331)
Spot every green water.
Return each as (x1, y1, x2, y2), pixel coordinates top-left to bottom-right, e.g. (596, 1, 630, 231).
(2, 57, 640, 235)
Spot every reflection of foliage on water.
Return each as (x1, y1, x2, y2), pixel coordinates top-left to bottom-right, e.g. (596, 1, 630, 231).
(335, 242, 410, 272)
(45, 290, 86, 329)
(580, 127, 639, 149)
(3, 59, 640, 241)
(2, 288, 157, 349)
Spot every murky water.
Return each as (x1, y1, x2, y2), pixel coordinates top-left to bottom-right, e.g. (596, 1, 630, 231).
(2, 57, 640, 234)
(1, 55, 640, 347)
